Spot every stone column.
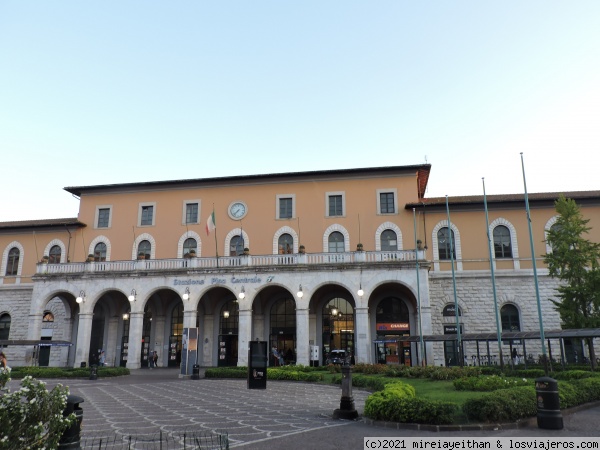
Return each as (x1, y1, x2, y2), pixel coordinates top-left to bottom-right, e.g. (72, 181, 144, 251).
(237, 309, 252, 366)
(202, 314, 214, 366)
(355, 307, 370, 364)
(127, 312, 144, 369)
(74, 313, 93, 368)
(154, 314, 166, 367)
(106, 316, 119, 367)
(296, 308, 310, 366)
(27, 313, 43, 340)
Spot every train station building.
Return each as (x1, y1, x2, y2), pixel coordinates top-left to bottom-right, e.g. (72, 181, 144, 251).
(1, 165, 598, 369)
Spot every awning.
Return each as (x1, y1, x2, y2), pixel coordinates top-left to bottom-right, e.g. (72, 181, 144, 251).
(385, 328, 600, 343)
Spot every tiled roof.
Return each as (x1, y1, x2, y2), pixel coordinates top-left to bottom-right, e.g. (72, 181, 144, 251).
(64, 164, 432, 196)
(0, 217, 84, 230)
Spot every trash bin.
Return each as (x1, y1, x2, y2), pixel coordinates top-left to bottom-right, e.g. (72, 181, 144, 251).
(535, 376, 563, 429)
(89, 364, 98, 381)
(80, 362, 86, 368)
(191, 364, 200, 380)
(58, 395, 84, 449)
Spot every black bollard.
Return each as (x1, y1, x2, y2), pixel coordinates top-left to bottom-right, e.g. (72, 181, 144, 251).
(58, 395, 84, 449)
(191, 364, 200, 380)
(89, 364, 97, 380)
(333, 364, 358, 420)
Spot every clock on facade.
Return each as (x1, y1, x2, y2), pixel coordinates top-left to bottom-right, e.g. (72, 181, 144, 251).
(228, 201, 247, 220)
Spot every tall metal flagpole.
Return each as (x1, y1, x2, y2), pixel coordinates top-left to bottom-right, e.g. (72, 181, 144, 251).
(520, 153, 548, 374)
(446, 196, 463, 367)
(413, 208, 425, 366)
(482, 178, 504, 370)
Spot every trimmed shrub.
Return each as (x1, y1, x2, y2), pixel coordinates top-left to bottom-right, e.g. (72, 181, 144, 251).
(553, 370, 595, 380)
(9, 366, 129, 379)
(352, 363, 389, 375)
(572, 377, 600, 401)
(268, 369, 323, 382)
(205, 367, 246, 378)
(513, 369, 545, 379)
(462, 386, 536, 422)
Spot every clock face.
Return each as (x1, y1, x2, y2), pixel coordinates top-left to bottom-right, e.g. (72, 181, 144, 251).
(229, 201, 247, 220)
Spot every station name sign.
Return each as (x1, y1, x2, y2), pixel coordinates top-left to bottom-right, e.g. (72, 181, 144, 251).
(173, 275, 273, 287)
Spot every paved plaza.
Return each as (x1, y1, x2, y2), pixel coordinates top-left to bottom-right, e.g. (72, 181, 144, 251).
(10, 369, 600, 449)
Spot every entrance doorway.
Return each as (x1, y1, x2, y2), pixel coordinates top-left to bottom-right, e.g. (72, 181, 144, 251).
(374, 297, 411, 365)
(270, 298, 296, 366)
(218, 298, 239, 367)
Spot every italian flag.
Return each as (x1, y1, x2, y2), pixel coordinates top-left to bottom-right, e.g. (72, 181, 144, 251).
(206, 210, 216, 235)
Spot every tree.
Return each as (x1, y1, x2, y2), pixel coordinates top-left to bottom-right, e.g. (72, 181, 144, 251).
(544, 195, 600, 369)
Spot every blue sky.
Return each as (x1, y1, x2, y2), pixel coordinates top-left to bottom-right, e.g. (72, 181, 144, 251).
(1, 2, 599, 221)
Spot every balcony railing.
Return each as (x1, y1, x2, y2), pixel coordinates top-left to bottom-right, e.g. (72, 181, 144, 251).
(36, 250, 422, 275)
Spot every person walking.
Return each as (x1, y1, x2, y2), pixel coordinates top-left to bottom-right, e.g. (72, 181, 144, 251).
(152, 351, 158, 368)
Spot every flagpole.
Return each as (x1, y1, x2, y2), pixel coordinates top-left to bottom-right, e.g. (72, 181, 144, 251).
(482, 178, 504, 370)
(446, 195, 463, 367)
(413, 208, 425, 366)
(520, 153, 548, 374)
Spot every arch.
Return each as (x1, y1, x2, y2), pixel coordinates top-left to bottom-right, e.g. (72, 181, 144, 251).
(2, 241, 24, 277)
(272, 226, 299, 254)
(177, 231, 202, 258)
(500, 303, 521, 332)
(131, 233, 156, 260)
(322, 224, 350, 253)
(89, 235, 112, 261)
(375, 221, 403, 251)
(223, 228, 250, 256)
(432, 221, 463, 271)
(0, 313, 11, 340)
(43, 239, 67, 263)
(544, 215, 560, 254)
(489, 217, 520, 269)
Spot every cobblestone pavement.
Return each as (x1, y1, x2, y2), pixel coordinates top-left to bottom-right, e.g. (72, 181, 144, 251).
(12, 369, 600, 449)
(40, 369, 370, 448)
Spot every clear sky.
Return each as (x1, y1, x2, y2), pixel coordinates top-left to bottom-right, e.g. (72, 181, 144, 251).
(1, 2, 599, 222)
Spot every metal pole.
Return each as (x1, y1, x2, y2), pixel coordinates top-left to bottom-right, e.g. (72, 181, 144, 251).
(520, 153, 548, 374)
(482, 178, 504, 370)
(413, 208, 425, 366)
(445, 196, 462, 366)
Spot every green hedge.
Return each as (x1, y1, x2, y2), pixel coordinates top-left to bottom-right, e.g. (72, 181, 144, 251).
(462, 386, 537, 422)
(204, 366, 324, 382)
(205, 367, 247, 378)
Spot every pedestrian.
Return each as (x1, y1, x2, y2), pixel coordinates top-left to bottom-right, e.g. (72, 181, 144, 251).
(512, 348, 519, 365)
(271, 346, 280, 366)
(153, 351, 158, 368)
(0, 352, 10, 373)
(99, 350, 106, 366)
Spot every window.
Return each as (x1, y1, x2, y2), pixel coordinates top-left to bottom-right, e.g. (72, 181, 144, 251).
(49, 245, 62, 264)
(379, 192, 395, 214)
(328, 231, 345, 253)
(141, 206, 153, 226)
(437, 227, 456, 260)
(138, 203, 156, 226)
(229, 235, 244, 256)
(0, 314, 10, 340)
(380, 229, 398, 251)
(501, 304, 520, 332)
(43, 312, 54, 322)
(328, 195, 343, 217)
(94, 242, 107, 261)
(185, 203, 198, 224)
(138, 240, 151, 259)
(183, 238, 197, 256)
(5, 247, 19, 276)
(279, 197, 293, 219)
(493, 225, 513, 258)
(278, 233, 293, 254)
(97, 208, 110, 228)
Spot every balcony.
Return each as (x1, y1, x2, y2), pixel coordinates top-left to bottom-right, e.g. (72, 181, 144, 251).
(35, 250, 424, 276)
